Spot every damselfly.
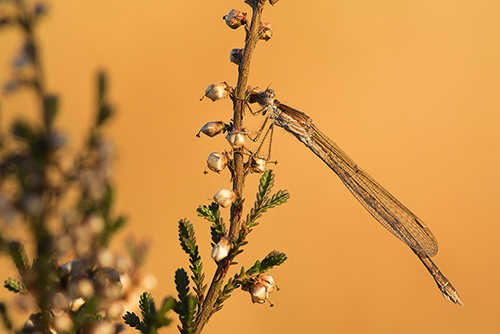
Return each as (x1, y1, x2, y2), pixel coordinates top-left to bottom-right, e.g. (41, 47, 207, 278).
(243, 88, 463, 305)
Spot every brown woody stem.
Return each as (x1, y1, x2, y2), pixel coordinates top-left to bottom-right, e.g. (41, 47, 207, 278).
(192, 1, 266, 333)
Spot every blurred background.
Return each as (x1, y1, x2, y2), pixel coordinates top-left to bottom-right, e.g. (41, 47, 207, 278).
(0, 0, 499, 333)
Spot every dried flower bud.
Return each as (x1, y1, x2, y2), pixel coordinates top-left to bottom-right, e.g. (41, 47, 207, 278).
(53, 312, 72, 332)
(241, 273, 278, 305)
(248, 156, 266, 173)
(71, 297, 85, 312)
(224, 9, 247, 29)
(259, 22, 273, 41)
(201, 82, 232, 102)
(213, 189, 235, 208)
(197, 121, 225, 137)
(206, 152, 228, 173)
(249, 282, 268, 304)
(226, 130, 246, 149)
(68, 275, 94, 298)
(34, 3, 48, 17)
(60, 260, 84, 277)
(230, 48, 244, 65)
(259, 274, 277, 293)
(211, 237, 232, 261)
(23, 314, 42, 333)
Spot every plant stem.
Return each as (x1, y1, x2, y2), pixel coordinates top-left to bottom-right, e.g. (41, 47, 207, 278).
(192, 2, 265, 333)
(229, 0, 264, 239)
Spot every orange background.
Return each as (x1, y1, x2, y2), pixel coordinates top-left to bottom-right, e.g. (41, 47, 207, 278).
(1, 0, 499, 333)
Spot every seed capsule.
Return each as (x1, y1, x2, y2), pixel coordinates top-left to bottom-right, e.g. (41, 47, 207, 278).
(197, 121, 225, 137)
(211, 237, 232, 261)
(259, 22, 273, 41)
(230, 48, 244, 65)
(224, 9, 247, 29)
(213, 189, 235, 208)
(226, 130, 246, 149)
(201, 82, 232, 102)
(206, 152, 228, 173)
(250, 283, 267, 304)
(248, 156, 266, 173)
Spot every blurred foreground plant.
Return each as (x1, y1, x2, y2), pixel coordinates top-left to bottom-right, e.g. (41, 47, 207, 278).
(0, 1, 160, 333)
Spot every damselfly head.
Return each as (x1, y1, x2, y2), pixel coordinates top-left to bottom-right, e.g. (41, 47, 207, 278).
(226, 130, 246, 149)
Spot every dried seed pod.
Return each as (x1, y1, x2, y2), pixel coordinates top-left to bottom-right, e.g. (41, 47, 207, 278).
(197, 121, 225, 137)
(249, 282, 267, 304)
(224, 9, 247, 29)
(248, 156, 266, 173)
(206, 152, 228, 173)
(213, 189, 235, 208)
(259, 22, 273, 41)
(230, 48, 244, 65)
(226, 130, 246, 149)
(211, 237, 232, 261)
(201, 82, 232, 102)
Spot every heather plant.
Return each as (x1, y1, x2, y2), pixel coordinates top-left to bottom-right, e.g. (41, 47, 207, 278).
(125, 1, 290, 333)
(1, 0, 288, 334)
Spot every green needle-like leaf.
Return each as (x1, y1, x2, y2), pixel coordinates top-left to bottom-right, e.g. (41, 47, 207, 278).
(3, 277, 27, 294)
(9, 242, 29, 272)
(123, 311, 144, 330)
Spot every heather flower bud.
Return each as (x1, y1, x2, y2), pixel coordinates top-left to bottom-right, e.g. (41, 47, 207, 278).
(213, 189, 235, 208)
(224, 9, 247, 29)
(211, 237, 231, 261)
(243, 274, 278, 305)
(248, 156, 266, 173)
(260, 274, 277, 293)
(201, 82, 232, 102)
(259, 22, 273, 41)
(230, 48, 244, 65)
(197, 121, 225, 137)
(206, 152, 228, 173)
(68, 275, 94, 298)
(250, 282, 267, 304)
(226, 130, 246, 149)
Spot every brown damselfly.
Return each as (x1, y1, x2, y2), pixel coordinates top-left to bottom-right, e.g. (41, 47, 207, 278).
(242, 88, 463, 305)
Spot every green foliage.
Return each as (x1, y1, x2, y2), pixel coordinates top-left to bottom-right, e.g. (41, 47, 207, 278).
(178, 219, 206, 305)
(3, 277, 28, 294)
(246, 250, 287, 276)
(43, 94, 59, 128)
(73, 296, 102, 325)
(10, 119, 36, 143)
(0, 302, 13, 332)
(211, 277, 238, 316)
(245, 170, 290, 229)
(123, 293, 176, 334)
(174, 269, 197, 334)
(9, 242, 29, 272)
(96, 72, 113, 127)
(197, 202, 226, 246)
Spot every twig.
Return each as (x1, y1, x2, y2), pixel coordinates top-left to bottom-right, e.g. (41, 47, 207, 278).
(192, 2, 266, 333)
